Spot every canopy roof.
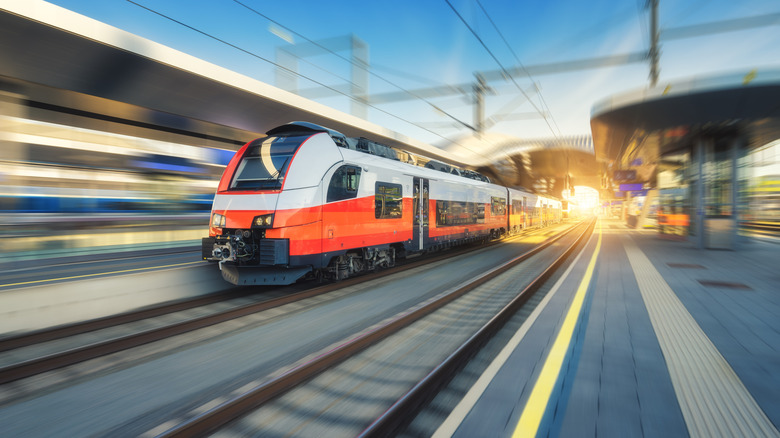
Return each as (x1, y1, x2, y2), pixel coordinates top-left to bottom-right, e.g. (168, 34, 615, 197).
(591, 69, 780, 164)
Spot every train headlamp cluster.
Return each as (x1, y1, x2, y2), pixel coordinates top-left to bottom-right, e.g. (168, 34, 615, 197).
(253, 214, 274, 228)
(211, 212, 226, 228)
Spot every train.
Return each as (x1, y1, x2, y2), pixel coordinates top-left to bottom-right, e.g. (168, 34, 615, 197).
(202, 122, 562, 285)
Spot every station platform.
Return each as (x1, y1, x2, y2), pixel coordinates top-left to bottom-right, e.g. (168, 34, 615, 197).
(435, 217, 780, 437)
(0, 225, 203, 269)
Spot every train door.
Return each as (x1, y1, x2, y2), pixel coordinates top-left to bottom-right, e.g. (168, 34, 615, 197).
(522, 196, 527, 229)
(412, 177, 429, 251)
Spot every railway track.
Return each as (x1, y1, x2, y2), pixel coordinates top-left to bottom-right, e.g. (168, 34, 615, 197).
(151, 219, 595, 437)
(0, 224, 570, 388)
(0, 289, 247, 353)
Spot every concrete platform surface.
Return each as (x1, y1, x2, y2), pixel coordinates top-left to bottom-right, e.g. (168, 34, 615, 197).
(436, 218, 780, 438)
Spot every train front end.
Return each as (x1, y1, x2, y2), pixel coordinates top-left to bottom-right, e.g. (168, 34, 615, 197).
(202, 123, 342, 285)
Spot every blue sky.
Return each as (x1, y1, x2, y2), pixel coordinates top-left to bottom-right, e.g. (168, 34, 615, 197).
(44, 0, 780, 146)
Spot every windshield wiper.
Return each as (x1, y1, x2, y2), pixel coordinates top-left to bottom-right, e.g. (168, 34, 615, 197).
(271, 156, 290, 181)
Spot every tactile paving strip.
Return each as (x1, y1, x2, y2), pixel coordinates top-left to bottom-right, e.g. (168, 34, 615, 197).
(622, 235, 779, 438)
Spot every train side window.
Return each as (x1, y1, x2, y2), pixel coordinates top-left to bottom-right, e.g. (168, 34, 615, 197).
(375, 182, 403, 219)
(491, 197, 506, 216)
(436, 200, 482, 226)
(327, 166, 361, 203)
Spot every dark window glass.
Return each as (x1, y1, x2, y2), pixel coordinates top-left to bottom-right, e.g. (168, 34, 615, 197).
(413, 182, 429, 226)
(327, 166, 361, 202)
(230, 135, 308, 190)
(436, 200, 486, 226)
(491, 197, 507, 216)
(375, 182, 403, 219)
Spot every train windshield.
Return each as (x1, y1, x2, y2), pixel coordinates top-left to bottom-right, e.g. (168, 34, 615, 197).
(230, 135, 307, 190)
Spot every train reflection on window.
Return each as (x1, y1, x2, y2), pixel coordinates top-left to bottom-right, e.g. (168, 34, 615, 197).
(436, 200, 486, 226)
(375, 182, 403, 219)
(230, 135, 305, 190)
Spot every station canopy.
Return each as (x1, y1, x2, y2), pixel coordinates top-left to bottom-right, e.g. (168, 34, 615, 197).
(591, 69, 780, 189)
(440, 132, 601, 196)
(0, 2, 464, 166)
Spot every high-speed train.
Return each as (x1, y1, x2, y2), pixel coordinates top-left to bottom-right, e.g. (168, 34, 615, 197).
(202, 122, 561, 285)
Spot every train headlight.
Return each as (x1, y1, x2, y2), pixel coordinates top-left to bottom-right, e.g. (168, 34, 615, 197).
(253, 214, 274, 228)
(211, 213, 226, 228)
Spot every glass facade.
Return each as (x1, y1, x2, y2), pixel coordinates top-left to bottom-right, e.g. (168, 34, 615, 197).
(739, 140, 780, 234)
(656, 136, 780, 246)
(657, 150, 691, 238)
(703, 140, 734, 218)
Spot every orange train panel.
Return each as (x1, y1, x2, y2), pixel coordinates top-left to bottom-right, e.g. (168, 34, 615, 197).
(320, 196, 412, 254)
(266, 222, 323, 256)
(274, 205, 322, 228)
(658, 214, 690, 226)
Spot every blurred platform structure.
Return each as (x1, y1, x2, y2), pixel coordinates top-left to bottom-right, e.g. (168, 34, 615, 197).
(0, 1, 609, 263)
(438, 218, 780, 437)
(426, 71, 780, 436)
(591, 70, 780, 249)
(0, 1, 464, 263)
(0, 1, 462, 166)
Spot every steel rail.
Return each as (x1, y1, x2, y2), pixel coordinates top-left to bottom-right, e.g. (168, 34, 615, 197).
(0, 225, 568, 385)
(154, 221, 589, 438)
(0, 290, 243, 352)
(360, 218, 595, 436)
(0, 257, 424, 385)
(0, 227, 542, 352)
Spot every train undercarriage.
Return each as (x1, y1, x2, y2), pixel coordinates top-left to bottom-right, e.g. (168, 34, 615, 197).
(319, 246, 397, 282)
(204, 226, 509, 286)
(202, 228, 400, 285)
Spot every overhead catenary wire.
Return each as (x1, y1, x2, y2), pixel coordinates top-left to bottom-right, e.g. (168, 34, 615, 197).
(239, 0, 568, 144)
(231, 0, 483, 138)
(125, 1, 348, 106)
(126, 0, 494, 161)
(475, 0, 561, 137)
(444, 0, 561, 138)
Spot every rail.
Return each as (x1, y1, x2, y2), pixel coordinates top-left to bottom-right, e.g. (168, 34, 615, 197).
(155, 219, 593, 437)
(360, 218, 595, 436)
(0, 225, 564, 385)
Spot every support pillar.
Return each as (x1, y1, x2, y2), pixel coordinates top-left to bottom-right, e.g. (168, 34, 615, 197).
(730, 136, 741, 249)
(275, 48, 298, 93)
(350, 35, 369, 120)
(694, 138, 706, 249)
(473, 74, 487, 137)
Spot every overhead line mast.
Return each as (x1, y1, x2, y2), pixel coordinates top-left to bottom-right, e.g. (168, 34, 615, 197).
(648, 0, 660, 87)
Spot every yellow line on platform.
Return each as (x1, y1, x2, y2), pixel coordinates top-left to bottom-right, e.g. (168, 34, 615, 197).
(0, 261, 201, 288)
(512, 219, 602, 438)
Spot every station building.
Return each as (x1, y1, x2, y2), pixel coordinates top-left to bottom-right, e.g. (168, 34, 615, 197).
(591, 69, 780, 249)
